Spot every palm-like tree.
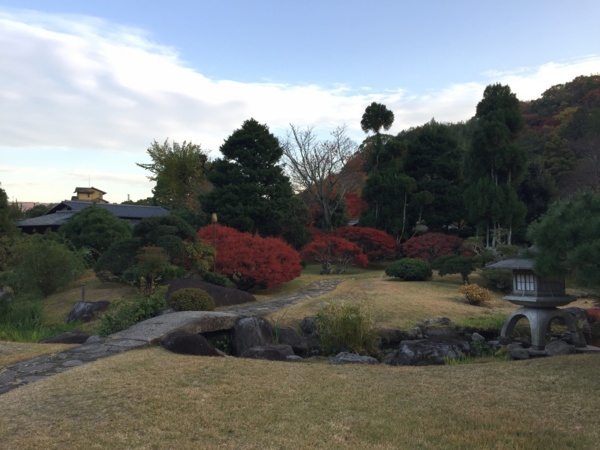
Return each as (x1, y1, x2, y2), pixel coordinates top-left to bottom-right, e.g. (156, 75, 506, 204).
(360, 102, 394, 135)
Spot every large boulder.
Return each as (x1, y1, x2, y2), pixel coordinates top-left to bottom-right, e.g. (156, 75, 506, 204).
(240, 345, 291, 361)
(415, 317, 462, 340)
(232, 317, 275, 356)
(376, 328, 405, 347)
(384, 338, 473, 366)
(39, 330, 90, 344)
(276, 326, 308, 356)
(507, 343, 530, 360)
(562, 307, 592, 341)
(66, 301, 110, 323)
(330, 352, 379, 365)
(161, 331, 222, 356)
(167, 278, 256, 308)
(545, 340, 576, 356)
(300, 316, 317, 336)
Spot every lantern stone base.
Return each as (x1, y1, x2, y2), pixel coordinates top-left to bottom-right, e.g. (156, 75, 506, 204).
(501, 306, 587, 350)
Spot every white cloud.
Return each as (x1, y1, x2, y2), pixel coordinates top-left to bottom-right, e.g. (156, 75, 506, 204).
(1, 9, 600, 203)
(484, 55, 600, 101)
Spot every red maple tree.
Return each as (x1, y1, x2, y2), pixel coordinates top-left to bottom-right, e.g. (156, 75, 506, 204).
(300, 235, 367, 274)
(332, 226, 397, 260)
(198, 225, 302, 290)
(401, 232, 465, 263)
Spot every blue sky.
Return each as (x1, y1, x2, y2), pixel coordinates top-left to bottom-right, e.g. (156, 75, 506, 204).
(1, 1, 600, 204)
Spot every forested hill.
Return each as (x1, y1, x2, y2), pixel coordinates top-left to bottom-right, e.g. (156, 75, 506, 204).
(518, 74, 600, 197)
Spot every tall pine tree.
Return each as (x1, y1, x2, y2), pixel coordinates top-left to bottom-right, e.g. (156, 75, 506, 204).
(201, 119, 308, 244)
(464, 84, 527, 247)
(401, 120, 465, 231)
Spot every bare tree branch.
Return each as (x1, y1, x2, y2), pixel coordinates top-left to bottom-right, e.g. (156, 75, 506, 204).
(281, 124, 360, 232)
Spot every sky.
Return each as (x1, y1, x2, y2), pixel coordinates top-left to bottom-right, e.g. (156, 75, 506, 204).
(1, 1, 600, 204)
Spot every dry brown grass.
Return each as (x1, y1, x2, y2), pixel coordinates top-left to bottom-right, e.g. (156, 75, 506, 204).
(0, 347, 598, 449)
(250, 264, 373, 302)
(0, 341, 76, 367)
(265, 270, 516, 331)
(3, 267, 599, 448)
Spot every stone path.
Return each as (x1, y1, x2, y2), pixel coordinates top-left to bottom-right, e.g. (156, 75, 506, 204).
(0, 278, 344, 395)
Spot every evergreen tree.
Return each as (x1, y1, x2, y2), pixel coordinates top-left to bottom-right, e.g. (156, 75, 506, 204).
(360, 102, 395, 135)
(463, 84, 527, 247)
(202, 119, 306, 241)
(59, 205, 132, 258)
(0, 185, 18, 236)
(528, 190, 600, 288)
(360, 139, 416, 240)
(401, 120, 465, 230)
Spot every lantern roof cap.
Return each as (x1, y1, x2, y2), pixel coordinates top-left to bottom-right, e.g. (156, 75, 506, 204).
(486, 258, 534, 271)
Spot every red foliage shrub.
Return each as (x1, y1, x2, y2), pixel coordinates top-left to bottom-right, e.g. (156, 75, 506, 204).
(198, 225, 302, 291)
(307, 227, 328, 242)
(300, 235, 367, 274)
(401, 232, 464, 263)
(332, 226, 397, 260)
(586, 307, 600, 323)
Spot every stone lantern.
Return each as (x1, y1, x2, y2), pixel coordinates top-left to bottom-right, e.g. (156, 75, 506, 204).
(487, 258, 586, 350)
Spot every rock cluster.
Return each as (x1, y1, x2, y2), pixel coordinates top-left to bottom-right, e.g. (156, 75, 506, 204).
(66, 301, 110, 323)
(159, 308, 598, 365)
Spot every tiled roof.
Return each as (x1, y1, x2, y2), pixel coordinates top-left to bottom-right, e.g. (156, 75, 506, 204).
(55, 201, 170, 219)
(16, 211, 77, 228)
(17, 201, 170, 229)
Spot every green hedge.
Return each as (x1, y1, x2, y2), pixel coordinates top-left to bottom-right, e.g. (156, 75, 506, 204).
(385, 258, 432, 281)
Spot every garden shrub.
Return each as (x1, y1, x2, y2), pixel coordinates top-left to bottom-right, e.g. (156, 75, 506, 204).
(198, 225, 302, 290)
(168, 288, 215, 312)
(5, 236, 86, 296)
(58, 205, 132, 258)
(480, 268, 513, 293)
(459, 284, 492, 306)
(401, 232, 465, 263)
(433, 255, 477, 283)
(315, 301, 374, 355)
(95, 238, 142, 282)
(300, 235, 368, 274)
(202, 271, 232, 287)
(332, 226, 397, 260)
(98, 287, 168, 336)
(385, 258, 432, 281)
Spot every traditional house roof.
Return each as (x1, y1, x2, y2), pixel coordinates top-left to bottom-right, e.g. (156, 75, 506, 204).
(486, 258, 534, 271)
(16, 201, 170, 233)
(74, 186, 107, 195)
(71, 186, 108, 203)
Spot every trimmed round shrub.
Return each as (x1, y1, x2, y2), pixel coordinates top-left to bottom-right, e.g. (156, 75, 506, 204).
(169, 288, 215, 312)
(385, 258, 432, 281)
(459, 284, 492, 306)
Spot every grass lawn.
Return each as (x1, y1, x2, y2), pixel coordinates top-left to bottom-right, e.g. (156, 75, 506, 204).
(263, 269, 515, 330)
(0, 348, 599, 449)
(1, 265, 599, 448)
